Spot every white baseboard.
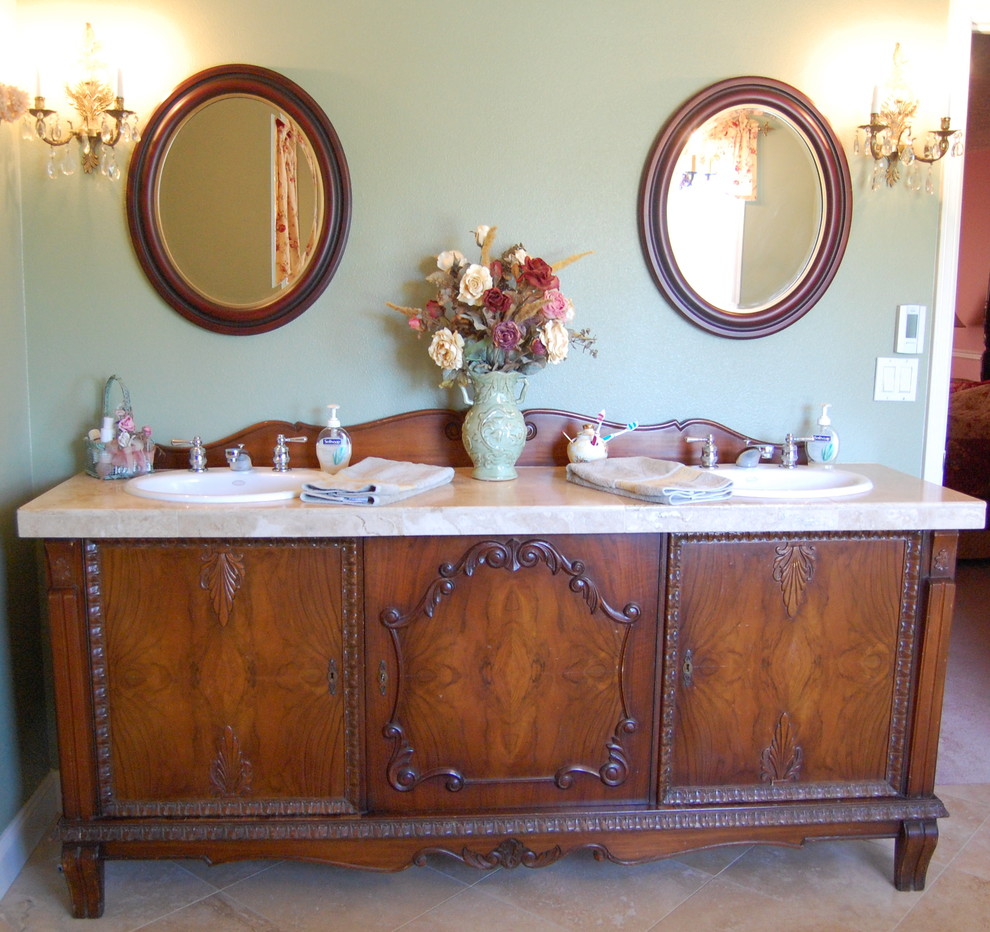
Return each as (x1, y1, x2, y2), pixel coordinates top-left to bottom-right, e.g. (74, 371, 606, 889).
(0, 770, 60, 899)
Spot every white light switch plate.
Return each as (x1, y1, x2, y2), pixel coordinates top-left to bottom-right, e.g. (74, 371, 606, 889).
(875, 357, 918, 401)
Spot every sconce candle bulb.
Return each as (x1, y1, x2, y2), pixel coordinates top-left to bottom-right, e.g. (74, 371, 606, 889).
(24, 23, 140, 180)
(856, 44, 962, 192)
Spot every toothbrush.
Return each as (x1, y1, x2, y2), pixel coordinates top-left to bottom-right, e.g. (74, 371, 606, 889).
(602, 421, 639, 443)
(591, 410, 606, 444)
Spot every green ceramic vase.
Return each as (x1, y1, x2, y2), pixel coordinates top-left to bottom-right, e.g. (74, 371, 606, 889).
(460, 370, 528, 481)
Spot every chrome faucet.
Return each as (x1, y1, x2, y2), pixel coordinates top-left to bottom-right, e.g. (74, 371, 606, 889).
(686, 433, 719, 468)
(273, 435, 307, 472)
(737, 440, 775, 467)
(225, 444, 253, 471)
(172, 436, 207, 472)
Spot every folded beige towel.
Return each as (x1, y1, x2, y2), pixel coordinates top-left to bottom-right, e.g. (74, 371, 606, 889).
(566, 456, 733, 504)
(301, 457, 454, 505)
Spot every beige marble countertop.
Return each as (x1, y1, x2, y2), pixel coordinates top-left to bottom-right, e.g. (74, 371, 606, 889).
(16, 465, 985, 539)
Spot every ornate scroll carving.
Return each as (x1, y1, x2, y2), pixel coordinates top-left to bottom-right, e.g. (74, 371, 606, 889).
(772, 542, 816, 617)
(556, 718, 637, 788)
(381, 538, 641, 630)
(200, 546, 245, 627)
(384, 721, 465, 792)
(459, 838, 563, 870)
(760, 713, 803, 785)
(210, 725, 253, 797)
(379, 537, 642, 795)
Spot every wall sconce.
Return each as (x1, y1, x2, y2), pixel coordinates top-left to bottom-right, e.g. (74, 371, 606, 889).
(26, 22, 140, 180)
(855, 44, 963, 193)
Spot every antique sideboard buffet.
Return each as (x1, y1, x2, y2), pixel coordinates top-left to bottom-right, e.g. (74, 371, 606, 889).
(17, 410, 985, 918)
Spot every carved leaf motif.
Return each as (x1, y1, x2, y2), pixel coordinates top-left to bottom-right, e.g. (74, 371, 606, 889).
(771, 543, 816, 618)
(200, 547, 245, 627)
(760, 713, 803, 785)
(210, 725, 253, 797)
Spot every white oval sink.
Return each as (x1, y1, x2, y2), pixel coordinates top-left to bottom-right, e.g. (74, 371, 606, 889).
(125, 469, 324, 504)
(718, 464, 873, 499)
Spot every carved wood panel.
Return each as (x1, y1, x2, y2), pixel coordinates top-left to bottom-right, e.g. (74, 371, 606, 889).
(90, 539, 359, 816)
(662, 531, 921, 804)
(364, 535, 661, 811)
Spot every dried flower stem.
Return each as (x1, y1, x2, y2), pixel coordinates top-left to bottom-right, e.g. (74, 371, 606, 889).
(386, 302, 421, 318)
(552, 251, 593, 273)
(480, 226, 498, 267)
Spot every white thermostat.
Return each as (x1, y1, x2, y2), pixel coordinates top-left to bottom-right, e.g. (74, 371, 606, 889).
(895, 304, 926, 354)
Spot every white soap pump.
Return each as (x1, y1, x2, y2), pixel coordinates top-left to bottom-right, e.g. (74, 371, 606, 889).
(806, 403, 839, 466)
(316, 404, 352, 474)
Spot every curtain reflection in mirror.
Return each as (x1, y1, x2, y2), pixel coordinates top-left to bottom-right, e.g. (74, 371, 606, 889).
(667, 109, 820, 312)
(275, 115, 319, 288)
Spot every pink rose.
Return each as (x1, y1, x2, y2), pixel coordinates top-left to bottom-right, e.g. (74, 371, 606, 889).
(425, 300, 443, 319)
(408, 317, 424, 331)
(542, 289, 569, 319)
(520, 257, 559, 291)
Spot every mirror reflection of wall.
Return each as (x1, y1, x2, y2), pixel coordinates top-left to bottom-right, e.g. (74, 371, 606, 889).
(666, 109, 822, 314)
(157, 96, 320, 308)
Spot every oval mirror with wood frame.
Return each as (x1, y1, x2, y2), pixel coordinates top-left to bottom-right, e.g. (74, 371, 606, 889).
(639, 77, 851, 339)
(127, 64, 351, 335)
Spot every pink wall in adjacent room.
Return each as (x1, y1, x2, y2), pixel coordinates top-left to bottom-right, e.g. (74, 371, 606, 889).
(956, 145, 990, 327)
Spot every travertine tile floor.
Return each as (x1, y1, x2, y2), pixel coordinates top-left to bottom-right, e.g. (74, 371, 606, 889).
(1, 788, 989, 931)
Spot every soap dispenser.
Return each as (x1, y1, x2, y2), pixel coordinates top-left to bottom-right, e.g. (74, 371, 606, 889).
(806, 403, 839, 466)
(316, 404, 352, 474)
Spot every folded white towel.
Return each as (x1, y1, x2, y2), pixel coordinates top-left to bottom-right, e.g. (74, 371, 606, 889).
(566, 456, 733, 504)
(301, 457, 455, 505)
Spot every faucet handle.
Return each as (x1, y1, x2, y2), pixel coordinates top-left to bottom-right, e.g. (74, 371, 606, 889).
(171, 436, 207, 472)
(273, 434, 308, 472)
(778, 432, 815, 468)
(685, 434, 719, 468)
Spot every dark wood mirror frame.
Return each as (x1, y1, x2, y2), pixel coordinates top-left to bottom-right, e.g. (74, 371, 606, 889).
(639, 77, 852, 339)
(127, 64, 351, 335)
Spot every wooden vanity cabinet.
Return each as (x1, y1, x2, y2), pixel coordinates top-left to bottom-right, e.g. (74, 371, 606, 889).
(363, 534, 662, 813)
(90, 539, 360, 815)
(31, 413, 967, 917)
(664, 531, 921, 799)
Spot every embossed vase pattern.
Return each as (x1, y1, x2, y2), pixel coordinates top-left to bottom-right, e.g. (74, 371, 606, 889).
(460, 371, 528, 481)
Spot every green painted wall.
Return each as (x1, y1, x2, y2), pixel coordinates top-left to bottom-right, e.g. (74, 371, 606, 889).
(16, 0, 949, 492)
(2, 0, 953, 835)
(1, 0, 48, 836)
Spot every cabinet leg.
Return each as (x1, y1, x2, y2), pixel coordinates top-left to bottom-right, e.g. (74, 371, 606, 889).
(61, 844, 104, 918)
(894, 818, 938, 891)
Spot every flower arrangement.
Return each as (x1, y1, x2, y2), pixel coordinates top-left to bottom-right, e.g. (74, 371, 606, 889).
(0, 84, 30, 124)
(388, 225, 596, 387)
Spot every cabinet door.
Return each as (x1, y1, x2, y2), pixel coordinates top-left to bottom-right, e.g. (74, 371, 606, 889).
(91, 539, 359, 816)
(365, 535, 661, 812)
(661, 532, 921, 804)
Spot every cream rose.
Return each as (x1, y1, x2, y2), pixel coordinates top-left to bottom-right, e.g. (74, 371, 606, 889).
(539, 319, 570, 364)
(472, 225, 491, 247)
(457, 263, 493, 306)
(428, 328, 465, 370)
(437, 250, 464, 272)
